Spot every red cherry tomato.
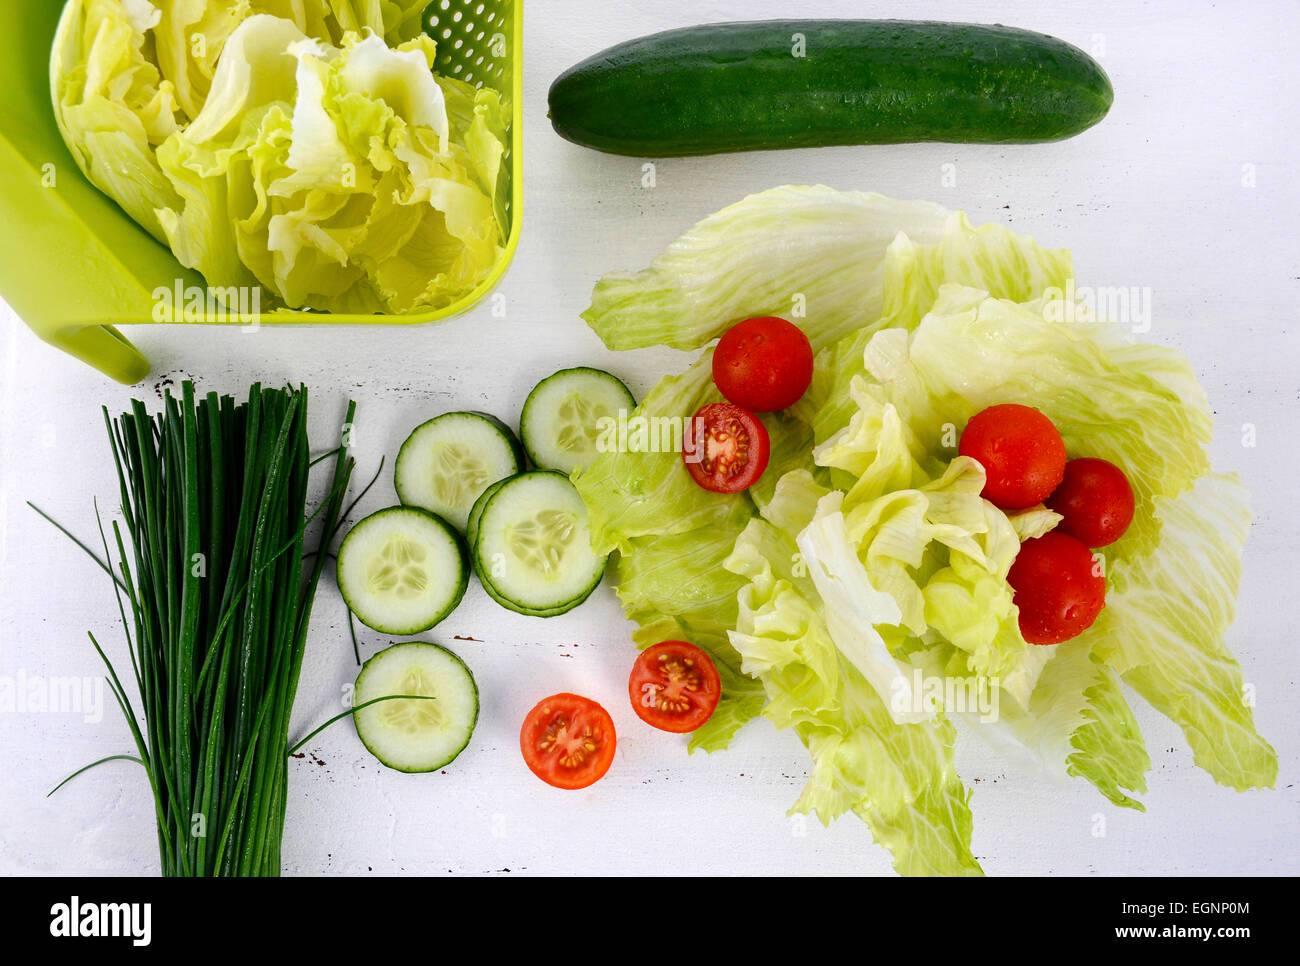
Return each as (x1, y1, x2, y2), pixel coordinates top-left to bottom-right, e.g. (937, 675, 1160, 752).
(712, 316, 814, 413)
(1045, 457, 1136, 548)
(1007, 531, 1106, 645)
(958, 404, 1067, 510)
(683, 402, 770, 493)
(628, 641, 722, 733)
(519, 693, 616, 790)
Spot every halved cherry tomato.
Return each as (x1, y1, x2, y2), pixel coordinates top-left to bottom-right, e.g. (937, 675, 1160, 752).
(628, 641, 721, 733)
(1007, 531, 1106, 645)
(519, 693, 616, 790)
(958, 403, 1067, 510)
(712, 316, 814, 412)
(1046, 457, 1135, 547)
(683, 402, 770, 493)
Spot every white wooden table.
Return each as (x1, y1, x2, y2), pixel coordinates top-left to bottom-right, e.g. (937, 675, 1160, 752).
(2, 0, 1296, 875)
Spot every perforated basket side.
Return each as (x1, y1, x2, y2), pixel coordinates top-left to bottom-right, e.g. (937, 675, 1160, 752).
(424, 0, 517, 234)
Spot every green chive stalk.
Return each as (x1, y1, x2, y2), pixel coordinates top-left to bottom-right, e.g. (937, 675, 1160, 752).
(87, 381, 355, 876)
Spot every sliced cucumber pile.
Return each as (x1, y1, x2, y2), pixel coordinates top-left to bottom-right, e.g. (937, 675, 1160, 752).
(394, 411, 523, 531)
(341, 384, 615, 629)
(520, 367, 636, 475)
(472, 471, 607, 616)
(337, 507, 468, 634)
(354, 642, 478, 773)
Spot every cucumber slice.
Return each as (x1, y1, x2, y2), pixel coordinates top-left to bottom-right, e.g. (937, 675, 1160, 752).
(520, 368, 636, 475)
(394, 412, 523, 531)
(465, 476, 511, 552)
(337, 507, 468, 634)
(473, 471, 607, 615)
(477, 566, 573, 618)
(354, 642, 478, 773)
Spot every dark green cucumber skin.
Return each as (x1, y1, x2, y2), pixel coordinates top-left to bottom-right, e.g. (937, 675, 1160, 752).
(548, 20, 1113, 156)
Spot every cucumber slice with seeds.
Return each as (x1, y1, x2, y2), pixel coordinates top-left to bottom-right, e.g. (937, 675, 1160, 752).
(520, 368, 636, 475)
(337, 507, 468, 634)
(394, 411, 523, 531)
(473, 471, 607, 616)
(354, 642, 478, 773)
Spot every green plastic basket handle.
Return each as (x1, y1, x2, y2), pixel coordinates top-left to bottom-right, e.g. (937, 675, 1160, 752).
(0, 118, 162, 384)
(0, 0, 169, 384)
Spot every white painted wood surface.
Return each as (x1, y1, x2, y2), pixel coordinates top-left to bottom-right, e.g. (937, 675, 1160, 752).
(1, 0, 1296, 875)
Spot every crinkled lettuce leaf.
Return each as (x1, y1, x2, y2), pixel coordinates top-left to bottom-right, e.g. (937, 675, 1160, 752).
(51, 0, 186, 243)
(1066, 655, 1152, 810)
(725, 480, 981, 876)
(810, 385, 1039, 704)
(52, 0, 508, 314)
(861, 286, 1212, 560)
(1006, 505, 1063, 541)
(976, 638, 1150, 810)
(1095, 474, 1275, 790)
(583, 186, 952, 352)
(572, 350, 747, 554)
(804, 212, 1074, 445)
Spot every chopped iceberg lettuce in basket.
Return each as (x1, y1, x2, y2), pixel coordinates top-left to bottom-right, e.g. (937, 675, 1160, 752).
(51, 0, 507, 314)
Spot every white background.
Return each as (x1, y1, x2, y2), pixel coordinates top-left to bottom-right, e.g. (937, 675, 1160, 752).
(2, 0, 1297, 876)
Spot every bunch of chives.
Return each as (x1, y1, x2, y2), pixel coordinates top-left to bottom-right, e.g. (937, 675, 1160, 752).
(88, 381, 354, 876)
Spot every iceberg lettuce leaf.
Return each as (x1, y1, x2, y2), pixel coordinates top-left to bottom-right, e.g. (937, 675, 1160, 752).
(583, 186, 952, 352)
(572, 350, 748, 554)
(1097, 474, 1276, 790)
(725, 494, 981, 876)
(862, 286, 1213, 559)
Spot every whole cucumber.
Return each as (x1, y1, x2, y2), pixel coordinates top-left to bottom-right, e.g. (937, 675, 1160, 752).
(548, 20, 1113, 156)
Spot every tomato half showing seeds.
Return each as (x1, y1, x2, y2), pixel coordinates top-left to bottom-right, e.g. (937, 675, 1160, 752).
(520, 693, 616, 790)
(712, 316, 814, 413)
(683, 402, 770, 493)
(1046, 457, 1136, 548)
(1007, 531, 1106, 645)
(629, 641, 722, 733)
(958, 403, 1068, 510)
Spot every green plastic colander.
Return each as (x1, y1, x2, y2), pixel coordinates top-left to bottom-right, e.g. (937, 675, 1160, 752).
(0, 1, 522, 384)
